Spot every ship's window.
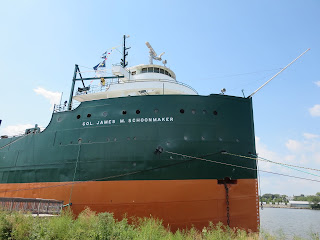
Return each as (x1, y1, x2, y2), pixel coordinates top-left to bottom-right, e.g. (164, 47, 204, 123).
(147, 67, 153, 72)
(165, 70, 169, 75)
(77, 115, 81, 119)
(201, 136, 205, 141)
(213, 111, 218, 115)
(102, 111, 108, 117)
(154, 67, 159, 73)
(180, 109, 185, 114)
(160, 69, 164, 74)
(169, 73, 172, 77)
(154, 109, 159, 113)
(136, 110, 140, 114)
(131, 71, 136, 75)
(70, 141, 73, 144)
(203, 110, 207, 114)
(114, 138, 117, 142)
(192, 109, 196, 114)
(78, 138, 82, 144)
(142, 68, 147, 73)
(122, 110, 127, 115)
(87, 114, 92, 118)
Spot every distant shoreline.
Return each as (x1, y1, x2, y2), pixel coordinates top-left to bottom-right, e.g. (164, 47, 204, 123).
(261, 204, 310, 209)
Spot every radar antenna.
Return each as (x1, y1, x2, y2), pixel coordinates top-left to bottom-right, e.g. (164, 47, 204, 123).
(145, 42, 166, 65)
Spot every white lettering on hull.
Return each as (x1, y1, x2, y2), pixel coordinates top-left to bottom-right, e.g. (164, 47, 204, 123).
(82, 117, 174, 127)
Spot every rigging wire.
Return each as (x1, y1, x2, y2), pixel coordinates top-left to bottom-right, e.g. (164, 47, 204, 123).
(1, 150, 319, 196)
(224, 152, 320, 172)
(196, 68, 283, 81)
(165, 151, 320, 183)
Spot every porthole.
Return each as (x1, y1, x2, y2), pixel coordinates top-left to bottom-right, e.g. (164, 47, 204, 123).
(87, 114, 91, 118)
(180, 109, 185, 114)
(106, 138, 110, 142)
(77, 115, 81, 119)
(78, 138, 82, 144)
(70, 141, 73, 144)
(213, 111, 218, 115)
(201, 136, 205, 141)
(154, 109, 159, 113)
(122, 110, 127, 115)
(127, 137, 131, 141)
(136, 110, 140, 114)
(114, 138, 117, 142)
(133, 137, 137, 140)
(203, 110, 207, 114)
(57, 117, 62, 122)
(102, 111, 108, 117)
(192, 109, 196, 114)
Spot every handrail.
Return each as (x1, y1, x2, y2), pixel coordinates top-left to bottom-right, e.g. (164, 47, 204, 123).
(75, 79, 198, 97)
(0, 197, 63, 215)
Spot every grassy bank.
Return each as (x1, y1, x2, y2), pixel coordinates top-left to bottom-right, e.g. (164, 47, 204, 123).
(0, 208, 314, 240)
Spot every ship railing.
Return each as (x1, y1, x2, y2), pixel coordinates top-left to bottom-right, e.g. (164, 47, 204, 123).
(0, 197, 63, 215)
(74, 79, 198, 96)
(53, 101, 80, 113)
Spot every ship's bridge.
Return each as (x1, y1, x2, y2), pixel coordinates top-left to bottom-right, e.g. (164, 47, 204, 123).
(73, 64, 197, 102)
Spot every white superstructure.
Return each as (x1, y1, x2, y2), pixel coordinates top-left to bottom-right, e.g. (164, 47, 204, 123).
(73, 64, 197, 102)
(72, 41, 198, 102)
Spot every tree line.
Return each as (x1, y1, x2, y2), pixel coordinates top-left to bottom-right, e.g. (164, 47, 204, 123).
(259, 192, 320, 209)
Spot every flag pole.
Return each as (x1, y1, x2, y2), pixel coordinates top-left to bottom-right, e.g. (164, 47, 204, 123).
(248, 48, 310, 98)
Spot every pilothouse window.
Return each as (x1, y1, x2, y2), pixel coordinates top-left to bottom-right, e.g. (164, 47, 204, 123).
(140, 66, 173, 78)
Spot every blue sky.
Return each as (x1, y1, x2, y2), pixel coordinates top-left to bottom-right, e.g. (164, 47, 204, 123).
(0, 0, 319, 196)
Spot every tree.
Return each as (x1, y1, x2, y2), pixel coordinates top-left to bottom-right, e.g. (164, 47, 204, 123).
(308, 195, 320, 209)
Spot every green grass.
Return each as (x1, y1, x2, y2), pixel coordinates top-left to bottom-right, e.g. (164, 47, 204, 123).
(0, 208, 318, 240)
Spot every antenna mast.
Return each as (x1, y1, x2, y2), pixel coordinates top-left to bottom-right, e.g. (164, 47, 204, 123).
(121, 35, 130, 67)
(248, 48, 310, 98)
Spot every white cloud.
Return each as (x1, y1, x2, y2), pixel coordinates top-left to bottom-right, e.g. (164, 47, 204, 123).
(256, 136, 320, 196)
(315, 81, 320, 87)
(303, 133, 319, 139)
(1, 124, 33, 136)
(33, 87, 61, 110)
(309, 104, 320, 117)
(285, 139, 303, 152)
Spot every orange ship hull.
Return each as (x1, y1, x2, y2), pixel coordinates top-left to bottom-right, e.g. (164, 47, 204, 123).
(0, 179, 259, 231)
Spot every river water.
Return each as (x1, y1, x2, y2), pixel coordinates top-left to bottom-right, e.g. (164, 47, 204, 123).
(260, 208, 320, 239)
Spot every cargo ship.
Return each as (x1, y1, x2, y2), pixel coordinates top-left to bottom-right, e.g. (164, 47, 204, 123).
(0, 36, 259, 231)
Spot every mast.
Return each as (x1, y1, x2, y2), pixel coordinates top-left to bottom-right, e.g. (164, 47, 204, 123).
(121, 35, 130, 67)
